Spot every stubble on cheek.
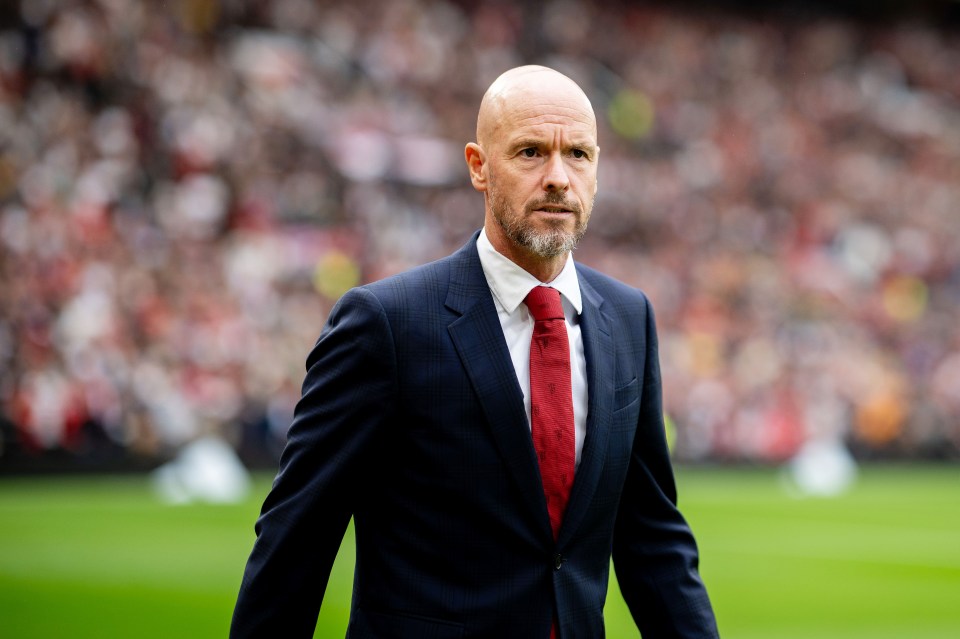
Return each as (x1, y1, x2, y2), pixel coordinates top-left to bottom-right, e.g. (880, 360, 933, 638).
(491, 191, 589, 259)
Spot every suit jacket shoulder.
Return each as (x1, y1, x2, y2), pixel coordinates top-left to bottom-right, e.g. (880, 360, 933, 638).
(359, 235, 481, 309)
(575, 261, 651, 311)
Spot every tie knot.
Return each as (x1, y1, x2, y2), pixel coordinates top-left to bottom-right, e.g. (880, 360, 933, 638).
(524, 286, 564, 321)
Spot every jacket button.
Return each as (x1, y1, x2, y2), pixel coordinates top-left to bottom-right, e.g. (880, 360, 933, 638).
(554, 553, 564, 570)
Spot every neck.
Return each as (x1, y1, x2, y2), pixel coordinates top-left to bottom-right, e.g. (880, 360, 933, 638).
(483, 221, 568, 283)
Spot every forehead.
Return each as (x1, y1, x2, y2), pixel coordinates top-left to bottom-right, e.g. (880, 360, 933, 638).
(507, 104, 595, 138)
(490, 82, 597, 145)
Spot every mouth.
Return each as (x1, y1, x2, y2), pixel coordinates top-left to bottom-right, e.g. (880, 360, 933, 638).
(532, 204, 577, 215)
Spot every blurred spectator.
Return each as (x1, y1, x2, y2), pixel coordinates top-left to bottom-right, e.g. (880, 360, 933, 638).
(1, 0, 958, 470)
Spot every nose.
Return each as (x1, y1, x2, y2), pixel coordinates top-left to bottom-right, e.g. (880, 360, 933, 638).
(541, 153, 570, 192)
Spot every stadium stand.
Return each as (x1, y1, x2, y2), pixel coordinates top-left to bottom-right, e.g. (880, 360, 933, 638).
(0, 0, 958, 472)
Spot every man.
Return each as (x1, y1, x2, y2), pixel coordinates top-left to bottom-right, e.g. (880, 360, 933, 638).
(231, 65, 718, 638)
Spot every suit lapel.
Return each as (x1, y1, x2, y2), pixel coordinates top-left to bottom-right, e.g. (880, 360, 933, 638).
(443, 237, 618, 545)
(445, 235, 553, 540)
(558, 270, 615, 546)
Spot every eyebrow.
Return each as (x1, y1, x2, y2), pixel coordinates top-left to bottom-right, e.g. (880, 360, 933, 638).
(508, 137, 596, 153)
(508, 138, 545, 152)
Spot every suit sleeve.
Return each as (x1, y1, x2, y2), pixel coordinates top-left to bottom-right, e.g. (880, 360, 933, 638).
(230, 287, 397, 638)
(612, 295, 719, 638)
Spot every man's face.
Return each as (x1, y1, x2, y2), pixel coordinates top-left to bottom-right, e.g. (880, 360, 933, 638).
(478, 84, 599, 259)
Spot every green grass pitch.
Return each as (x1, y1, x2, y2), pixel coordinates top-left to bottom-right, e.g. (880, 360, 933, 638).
(1, 465, 957, 638)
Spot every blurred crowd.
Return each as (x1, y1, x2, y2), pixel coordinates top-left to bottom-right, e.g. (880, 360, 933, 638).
(1, 0, 958, 470)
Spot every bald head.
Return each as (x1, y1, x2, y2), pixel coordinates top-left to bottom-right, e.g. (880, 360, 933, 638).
(465, 65, 600, 281)
(476, 66, 597, 148)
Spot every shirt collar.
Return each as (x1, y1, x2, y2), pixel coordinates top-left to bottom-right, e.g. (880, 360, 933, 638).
(477, 227, 583, 316)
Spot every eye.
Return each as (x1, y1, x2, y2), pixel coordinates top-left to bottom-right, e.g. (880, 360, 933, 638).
(572, 149, 586, 159)
(521, 148, 537, 158)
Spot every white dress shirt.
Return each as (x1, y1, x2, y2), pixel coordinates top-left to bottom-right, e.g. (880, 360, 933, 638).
(476, 228, 589, 467)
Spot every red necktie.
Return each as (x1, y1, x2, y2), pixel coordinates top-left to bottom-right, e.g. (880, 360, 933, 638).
(524, 286, 576, 541)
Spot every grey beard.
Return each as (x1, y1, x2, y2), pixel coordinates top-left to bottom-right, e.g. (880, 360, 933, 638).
(492, 195, 587, 259)
(503, 221, 580, 258)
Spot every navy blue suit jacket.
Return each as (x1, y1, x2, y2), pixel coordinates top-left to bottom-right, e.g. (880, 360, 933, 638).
(231, 232, 718, 638)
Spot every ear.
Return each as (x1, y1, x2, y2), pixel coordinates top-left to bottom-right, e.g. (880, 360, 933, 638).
(465, 142, 487, 192)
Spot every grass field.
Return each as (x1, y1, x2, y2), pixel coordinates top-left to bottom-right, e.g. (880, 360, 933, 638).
(1, 465, 958, 638)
